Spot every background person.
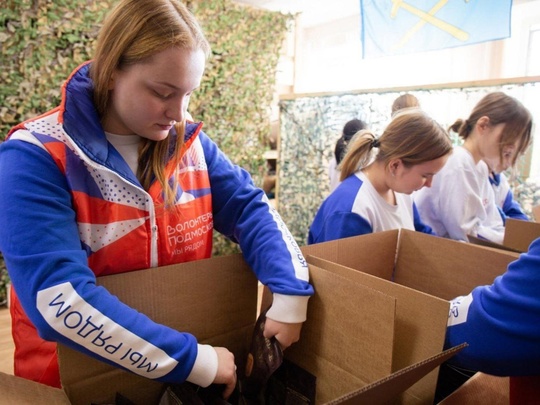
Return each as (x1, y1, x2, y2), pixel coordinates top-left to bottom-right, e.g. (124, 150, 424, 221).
(0, 0, 313, 399)
(328, 118, 368, 191)
(391, 93, 420, 117)
(414, 92, 532, 244)
(309, 108, 452, 244)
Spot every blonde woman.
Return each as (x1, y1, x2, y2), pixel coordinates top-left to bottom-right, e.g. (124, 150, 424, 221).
(0, 0, 313, 398)
(309, 109, 452, 244)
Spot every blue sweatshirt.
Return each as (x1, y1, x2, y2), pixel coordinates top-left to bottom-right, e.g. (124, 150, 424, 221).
(446, 237, 540, 376)
(489, 172, 529, 223)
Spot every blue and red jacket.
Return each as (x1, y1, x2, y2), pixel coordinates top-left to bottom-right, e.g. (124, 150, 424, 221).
(0, 63, 312, 388)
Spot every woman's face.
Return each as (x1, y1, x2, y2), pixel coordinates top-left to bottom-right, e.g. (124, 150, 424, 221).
(102, 46, 205, 140)
(480, 123, 518, 173)
(391, 155, 449, 194)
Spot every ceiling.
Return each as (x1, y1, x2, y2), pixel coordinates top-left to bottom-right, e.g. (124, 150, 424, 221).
(231, 0, 361, 27)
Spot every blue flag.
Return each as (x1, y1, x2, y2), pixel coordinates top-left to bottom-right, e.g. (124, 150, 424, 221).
(360, 0, 512, 58)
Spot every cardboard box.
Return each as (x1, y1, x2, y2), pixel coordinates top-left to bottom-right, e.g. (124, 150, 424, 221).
(0, 230, 518, 404)
(532, 205, 540, 222)
(437, 372, 509, 405)
(468, 218, 540, 253)
(503, 218, 540, 252)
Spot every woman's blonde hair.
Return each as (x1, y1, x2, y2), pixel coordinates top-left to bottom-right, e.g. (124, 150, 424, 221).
(340, 108, 452, 181)
(449, 92, 532, 167)
(90, 0, 211, 208)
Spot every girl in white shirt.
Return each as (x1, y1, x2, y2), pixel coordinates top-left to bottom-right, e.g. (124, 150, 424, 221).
(414, 92, 532, 244)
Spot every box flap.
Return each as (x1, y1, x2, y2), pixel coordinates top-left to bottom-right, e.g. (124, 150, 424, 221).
(395, 230, 518, 300)
(300, 230, 399, 280)
(329, 343, 467, 405)
(467, 234, 522, 254)
(307, 255, 449, 404)
(284, 262, 397, 404)
(0, 371, 70, 404)
(533, 205, 540, 222)
(437, 371, 509, 404)
(503, 218, 540, 252)
(59, 253, 258, 405)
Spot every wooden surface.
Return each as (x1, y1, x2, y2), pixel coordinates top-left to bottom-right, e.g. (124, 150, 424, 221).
(0, 306, 14, 375)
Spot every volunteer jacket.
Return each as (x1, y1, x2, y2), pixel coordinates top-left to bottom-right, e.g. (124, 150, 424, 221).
(445, 236, 540, 403)
(414, 146, 505, 244)
(0, 62, 313, 388)
(489, 172, 529, 223)
(308, 170, 434, 244)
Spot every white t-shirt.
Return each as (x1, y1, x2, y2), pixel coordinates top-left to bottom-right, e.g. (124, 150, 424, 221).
(105, 132, 141, 175)
(414, 146, 505, 243)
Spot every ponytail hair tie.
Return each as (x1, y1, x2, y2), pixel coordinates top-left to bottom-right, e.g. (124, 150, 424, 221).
(371, 138, 380, 149)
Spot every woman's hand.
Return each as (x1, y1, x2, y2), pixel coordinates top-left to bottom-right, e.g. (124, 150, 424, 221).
(263, 318, 303, 349)
(213, 347, 237, 399)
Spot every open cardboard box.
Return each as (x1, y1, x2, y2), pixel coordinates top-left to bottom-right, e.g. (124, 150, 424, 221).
(532, 205, 540, 222)
(0, 230, 519, 404)
(469, 218, 540, 253)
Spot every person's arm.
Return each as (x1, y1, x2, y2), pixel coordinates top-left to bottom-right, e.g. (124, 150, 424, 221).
(445, 237, 540, 376)
(0, 138, 218, 387)
(496, 173, 529, 221)
(309, 210, 373, 244)
(502, 190, 529, 221)
(412, 203, 435, 235)
(199, 132, 313, 345)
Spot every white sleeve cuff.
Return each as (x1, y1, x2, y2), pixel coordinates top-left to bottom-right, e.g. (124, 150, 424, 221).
(186, 344, 218, 387)
(266, 293, 309, 323)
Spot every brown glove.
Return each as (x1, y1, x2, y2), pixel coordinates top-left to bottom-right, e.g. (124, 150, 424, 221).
(238, 307, 284, 401)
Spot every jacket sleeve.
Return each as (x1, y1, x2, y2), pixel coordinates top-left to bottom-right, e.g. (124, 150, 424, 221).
(412, 203, 435, 235)
(502, 190, 529, 221)
(308, 211, 373, 244)
(445, 237, 540, 376)
(0, 138, 215, 386)
(199, 132, 313, 323)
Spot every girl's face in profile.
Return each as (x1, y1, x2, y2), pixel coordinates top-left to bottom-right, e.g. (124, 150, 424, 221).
(391, 154, 449, 194)
(103, 46, 205, 140)
(481, 123, 518, 173)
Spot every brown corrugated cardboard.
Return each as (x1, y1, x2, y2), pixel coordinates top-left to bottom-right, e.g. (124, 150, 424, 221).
(302, 230, 518, 300)
(503, 218, 540, 253)
(2, 229, 518, 404)
(437, 372, 509, 405)
(467, 235, 522, 254)
(532, 205, 540, 222)
(469, 218, 540, 254)
(0, 371, 70, 404)
(300, 255, 449, 404)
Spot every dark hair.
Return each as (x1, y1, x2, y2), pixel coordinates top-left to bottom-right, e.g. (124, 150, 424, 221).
(449, 92, 532, 167)
(340, 109, 453, 181)
(334, 119, 368, 164)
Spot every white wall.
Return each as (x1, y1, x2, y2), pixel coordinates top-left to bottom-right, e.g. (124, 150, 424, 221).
(278, 0, 540, 181)
(291, 1, 540, 93)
